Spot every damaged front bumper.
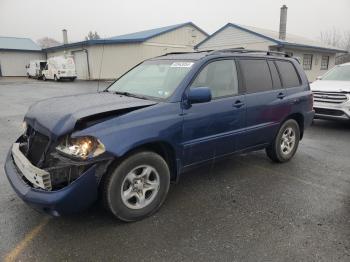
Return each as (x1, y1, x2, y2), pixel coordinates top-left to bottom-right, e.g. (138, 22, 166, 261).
(4, 145, 112, 216)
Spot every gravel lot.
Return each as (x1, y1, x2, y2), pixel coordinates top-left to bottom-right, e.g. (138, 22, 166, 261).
(0, 78, 349, 261)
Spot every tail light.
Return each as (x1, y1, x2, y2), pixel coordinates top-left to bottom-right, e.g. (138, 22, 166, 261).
(310, 93, 314, 110)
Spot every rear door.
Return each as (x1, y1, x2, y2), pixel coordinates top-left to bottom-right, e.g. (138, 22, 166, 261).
(182, 59, 246, 166)
(237, 58, 289, 149)
(274, 60, 308, 113)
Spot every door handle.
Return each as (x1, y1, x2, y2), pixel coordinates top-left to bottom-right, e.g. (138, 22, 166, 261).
(233, 100, 244, 108)
(277, 92, 286, 99)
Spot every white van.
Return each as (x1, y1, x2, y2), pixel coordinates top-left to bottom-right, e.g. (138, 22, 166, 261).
(26, 60, 47, 79)
(42, 56, 77, 81)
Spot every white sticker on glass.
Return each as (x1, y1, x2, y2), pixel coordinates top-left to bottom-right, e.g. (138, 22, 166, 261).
(170, 62, 194, 68)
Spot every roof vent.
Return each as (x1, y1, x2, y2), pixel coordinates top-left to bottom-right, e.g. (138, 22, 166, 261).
(279, 5, 288, 40)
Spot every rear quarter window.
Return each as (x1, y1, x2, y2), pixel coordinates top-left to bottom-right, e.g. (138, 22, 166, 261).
(238, 59, 273, 93)
(275, 60, 301, 88)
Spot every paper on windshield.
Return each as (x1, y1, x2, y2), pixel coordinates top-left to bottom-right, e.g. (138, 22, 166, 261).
(170, 62, 194, 68)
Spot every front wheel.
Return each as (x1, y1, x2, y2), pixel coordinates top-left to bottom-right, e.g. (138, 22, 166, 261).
(266, 119, 300, 163)
(102, 151, 170, 222)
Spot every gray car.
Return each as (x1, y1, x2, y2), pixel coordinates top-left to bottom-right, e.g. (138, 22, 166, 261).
(311, 62, 350, 121)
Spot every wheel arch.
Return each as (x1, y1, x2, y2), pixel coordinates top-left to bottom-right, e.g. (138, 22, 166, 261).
(284, 113, 304, 139)
(106, 141, 179, 183)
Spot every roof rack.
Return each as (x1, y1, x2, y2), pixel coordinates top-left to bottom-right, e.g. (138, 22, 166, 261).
(208, 48, 290, 57)
(158, 50, 213, 57)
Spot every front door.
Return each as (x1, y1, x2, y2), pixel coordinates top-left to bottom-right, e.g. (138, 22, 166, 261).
(182, 59, 246, 166)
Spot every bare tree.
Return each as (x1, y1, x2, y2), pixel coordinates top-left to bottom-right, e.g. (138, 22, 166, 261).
(37, 37, 61, 48)
(85, 31, 101, 40)
(341, 31, 350, 51)
(319, 28, 343, 48)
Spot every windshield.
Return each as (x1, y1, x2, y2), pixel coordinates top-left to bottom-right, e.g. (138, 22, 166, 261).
(322, 65, 350, 81)
(107, 60, 194, 99)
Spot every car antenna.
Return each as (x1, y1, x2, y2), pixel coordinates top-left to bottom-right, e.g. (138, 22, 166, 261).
(97, 38, 106, 92)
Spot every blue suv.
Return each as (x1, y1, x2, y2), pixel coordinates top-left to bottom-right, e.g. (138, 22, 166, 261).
(4, 49, 314, 221)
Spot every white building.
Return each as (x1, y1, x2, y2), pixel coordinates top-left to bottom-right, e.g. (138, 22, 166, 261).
(0, 37, 45, 76)
(196, 6, 347, 81)
(45, 22, 208, 80)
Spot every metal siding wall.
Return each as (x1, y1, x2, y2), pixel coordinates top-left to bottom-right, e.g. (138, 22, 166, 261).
(197, 26, 274, 51)
(0, 51, 45, 76)
(88, 44, 143, 80)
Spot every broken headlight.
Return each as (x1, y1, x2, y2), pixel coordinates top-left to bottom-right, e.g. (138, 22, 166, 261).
(56, 136, 105, 159)
(22, 121, 28, 135)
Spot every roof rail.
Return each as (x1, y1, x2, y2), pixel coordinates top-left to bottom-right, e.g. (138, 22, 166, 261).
(159, 50, 213, 57)
(208, 48, 290, 57)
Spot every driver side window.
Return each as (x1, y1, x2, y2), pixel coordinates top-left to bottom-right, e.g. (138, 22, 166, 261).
(190, 59, 238, 98)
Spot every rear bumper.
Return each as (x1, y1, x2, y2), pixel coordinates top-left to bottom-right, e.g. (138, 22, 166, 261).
(4, 151, 99, 216)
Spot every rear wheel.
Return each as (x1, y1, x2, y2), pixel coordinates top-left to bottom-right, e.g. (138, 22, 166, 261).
(42, 74, 46, 81)
(102, 151, 170, 222)
(266, 119, 300, 163)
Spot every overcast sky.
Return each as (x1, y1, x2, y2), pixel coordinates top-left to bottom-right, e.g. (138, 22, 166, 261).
(1, 0, 349, 43)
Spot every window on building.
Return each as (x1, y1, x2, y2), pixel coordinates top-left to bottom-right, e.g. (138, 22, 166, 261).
(275, 61, 301, 88)
(321, 56, 329, 70)
(238, 59, 273, 93)
(190, 60, 238, 98)
(303, 54, 313, 70)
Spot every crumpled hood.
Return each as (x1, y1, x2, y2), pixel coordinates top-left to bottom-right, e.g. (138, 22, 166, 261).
(310, 80, 350, 93)
(25, 92, 157, 138)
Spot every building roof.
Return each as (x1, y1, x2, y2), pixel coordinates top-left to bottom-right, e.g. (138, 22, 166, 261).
(44, 22, 208, 52)
(107, 22, 208, 42)
(196, 23, 347, 53)
(0, 36, 42, 51)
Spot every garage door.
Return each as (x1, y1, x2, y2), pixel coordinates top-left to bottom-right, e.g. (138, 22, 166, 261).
(0, 51, 45, 76)
(73, 51, 89, 80)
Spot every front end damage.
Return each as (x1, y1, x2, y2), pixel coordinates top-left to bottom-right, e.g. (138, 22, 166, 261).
(5, 125, 114, 216)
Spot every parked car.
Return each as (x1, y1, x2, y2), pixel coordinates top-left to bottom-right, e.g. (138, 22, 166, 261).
(26, 60, 47, 79)
(42, 56, 77, 81)
(311, 62, 350, 121)
(5, 49, 314, 221)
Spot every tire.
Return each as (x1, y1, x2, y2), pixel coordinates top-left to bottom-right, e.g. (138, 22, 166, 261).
(102, 151, 170, 222)
(42, 75, 46, 81)
(266, 119, 300, 163)
(54, 75, 58, 81)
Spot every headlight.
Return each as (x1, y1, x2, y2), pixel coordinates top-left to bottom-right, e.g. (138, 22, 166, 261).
(56, 136, 105, 159)
(22, 121, 27, 135)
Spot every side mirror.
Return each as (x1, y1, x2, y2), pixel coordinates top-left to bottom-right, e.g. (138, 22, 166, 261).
(316, 76, 322, 80)
(188, 87, 212, 104)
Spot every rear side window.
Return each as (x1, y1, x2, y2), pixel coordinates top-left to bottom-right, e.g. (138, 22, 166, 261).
(239, 59, 273, 93)
(191, 60, 238, 98)
(268, 60, 283, 89)
(275, 61, 301, 88)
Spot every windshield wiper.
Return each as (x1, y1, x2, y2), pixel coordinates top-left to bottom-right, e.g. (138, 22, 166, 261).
(114, 91, 150, 100)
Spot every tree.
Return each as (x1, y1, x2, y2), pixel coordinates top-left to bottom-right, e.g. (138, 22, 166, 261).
(341, 31, 350, 51)
(319, 28, 342, 48)
(319, 29, 350, 51)
(37, 37, 61, 48)
(85, 31, 101, 40)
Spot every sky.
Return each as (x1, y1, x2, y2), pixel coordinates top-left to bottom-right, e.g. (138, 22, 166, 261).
(1, 0, 349, 43)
